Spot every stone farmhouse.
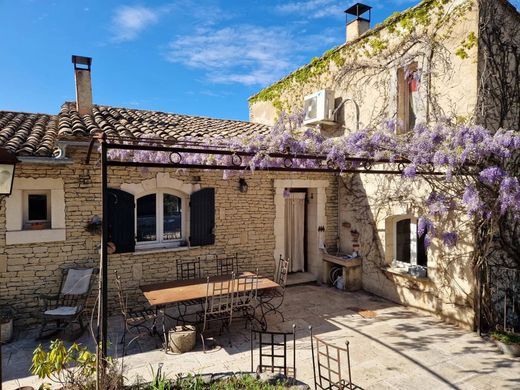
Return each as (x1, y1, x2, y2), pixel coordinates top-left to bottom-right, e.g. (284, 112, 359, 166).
(0, 0, 518, 331)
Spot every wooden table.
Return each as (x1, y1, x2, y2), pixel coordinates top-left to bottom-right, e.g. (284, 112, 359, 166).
(141, 272, 279, 307)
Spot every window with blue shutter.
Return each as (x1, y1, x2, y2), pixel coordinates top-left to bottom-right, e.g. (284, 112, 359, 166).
(189, 188, 215, 246)
(107, 188, 135, 254)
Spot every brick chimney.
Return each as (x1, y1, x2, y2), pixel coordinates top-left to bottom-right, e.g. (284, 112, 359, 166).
(345, 3, 372, 43)
(71, 55, 93, 115)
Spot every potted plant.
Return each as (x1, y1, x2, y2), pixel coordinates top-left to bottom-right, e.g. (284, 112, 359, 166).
(0, 305, 15, 343)
(491, 330, 520, 357)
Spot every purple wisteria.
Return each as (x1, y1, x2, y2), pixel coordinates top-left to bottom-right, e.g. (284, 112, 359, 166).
(106, 111, 520, 248)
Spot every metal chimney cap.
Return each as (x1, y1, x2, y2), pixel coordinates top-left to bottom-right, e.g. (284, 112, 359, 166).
(344, 3, 372, 17)
(71, 55, 92, 70)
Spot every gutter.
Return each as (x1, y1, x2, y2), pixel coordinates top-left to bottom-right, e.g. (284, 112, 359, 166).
(18, 140, 93, 165)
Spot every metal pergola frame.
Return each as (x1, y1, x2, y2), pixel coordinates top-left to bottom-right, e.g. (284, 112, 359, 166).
(85, 132, 445, 388)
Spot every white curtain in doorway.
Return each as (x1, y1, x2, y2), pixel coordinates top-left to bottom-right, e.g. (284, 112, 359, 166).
(285, 192, 305, 272)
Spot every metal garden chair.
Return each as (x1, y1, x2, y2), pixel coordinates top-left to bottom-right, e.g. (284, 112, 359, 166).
(37, 267, 98, 339)
(232, 271, 259, 328)
(215, 253, 239, 276)
(175, 258, 203, 323)
(115, 271, 162, 354)
(309, 326, 360, 390)
(256, 256, 289, 329)
(250, 324, 296, 378)
(198, 274, 235, 352)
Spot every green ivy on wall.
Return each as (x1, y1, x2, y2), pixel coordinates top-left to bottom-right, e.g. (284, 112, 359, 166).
(248, 0, 474, 112)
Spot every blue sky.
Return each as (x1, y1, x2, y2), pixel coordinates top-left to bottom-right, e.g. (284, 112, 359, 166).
(1, 0, 519, 121)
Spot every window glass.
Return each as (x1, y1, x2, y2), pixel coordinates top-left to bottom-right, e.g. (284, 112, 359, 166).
(396, 219, 411, 263)
(137, 194, 156, 242)
(163, 194, 182, 240)
(417, 226, 428, 267)
(28, 194, 48, 221)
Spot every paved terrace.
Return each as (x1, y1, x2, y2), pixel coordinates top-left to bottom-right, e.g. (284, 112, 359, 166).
(3, 285, 519, 389)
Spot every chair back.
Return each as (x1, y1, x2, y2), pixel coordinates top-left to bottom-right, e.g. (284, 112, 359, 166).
(233, 271, 259, 310)
(176, 258, 201, 280)
(275, 256, 290, 289)
(216, 253, 238, 276)
(114, 271, 128, 317)
(250, 325, 296, 378)
(58, 267, 98, 307)
(309, 326, 353, 390)
(204, 275, 235, 318)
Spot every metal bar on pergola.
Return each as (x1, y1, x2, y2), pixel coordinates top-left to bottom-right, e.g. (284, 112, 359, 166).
(85, 133, 449, 389)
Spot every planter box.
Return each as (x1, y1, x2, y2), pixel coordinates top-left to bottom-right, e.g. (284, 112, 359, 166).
(1, 319, 13, 343)
(494, 339, 520, 358)
(167, 325, 196, 354)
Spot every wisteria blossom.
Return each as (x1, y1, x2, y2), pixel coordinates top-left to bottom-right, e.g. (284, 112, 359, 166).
(105, 110, 520, 248)
(441, 232, 458, 248)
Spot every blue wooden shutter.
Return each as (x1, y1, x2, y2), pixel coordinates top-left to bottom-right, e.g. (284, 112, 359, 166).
(190, 188, 215, 246)
(107, 188, 135, 254)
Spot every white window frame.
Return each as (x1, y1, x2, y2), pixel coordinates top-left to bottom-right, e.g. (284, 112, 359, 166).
(5, 177, 66, 244)
(135, 188, 188, 249)
(393, 215, 418, 266)
(23, 190, 51, 229)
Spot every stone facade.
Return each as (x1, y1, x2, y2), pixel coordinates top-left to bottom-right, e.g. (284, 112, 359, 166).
(248, 0, 520, 329)
(0, 147, 338, 325)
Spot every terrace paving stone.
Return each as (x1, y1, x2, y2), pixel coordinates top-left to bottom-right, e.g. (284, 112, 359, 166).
(2, 285, 520, 390)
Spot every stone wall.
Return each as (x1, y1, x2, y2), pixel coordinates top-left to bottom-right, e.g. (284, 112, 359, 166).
(0, 147, 338, 326)
(247, 0, 485, 328)
(249, 0, 480, 128)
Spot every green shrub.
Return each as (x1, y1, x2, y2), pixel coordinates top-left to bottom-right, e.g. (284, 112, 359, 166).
(31, 339, 122, 390)
(492, 330, 520, 345)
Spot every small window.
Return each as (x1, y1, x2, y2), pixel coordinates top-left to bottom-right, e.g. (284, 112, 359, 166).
(394, 216, 427, 267)
(23, 191, 51, 229)
(136, 191, 185, 247)
(397, 62, 418, 134)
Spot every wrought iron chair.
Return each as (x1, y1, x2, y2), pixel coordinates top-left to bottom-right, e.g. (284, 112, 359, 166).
(115, 271, 162, 354)
(198, 274, 235, 352)
(38, 267, 98, 339)
(256, 256, 289, 329)
(232, 271, 259, 328)
(175, 258, 203, 323)
(250, 324, 296, 378)
(215, 253, 239, 276)
(309, 326, 360, 390)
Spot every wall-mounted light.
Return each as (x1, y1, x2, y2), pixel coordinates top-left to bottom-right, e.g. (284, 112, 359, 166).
(239, 178, 248, 193)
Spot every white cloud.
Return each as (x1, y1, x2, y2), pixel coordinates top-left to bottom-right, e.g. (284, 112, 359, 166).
(111, 5, 159, 42)
(166, 25, 337, 86)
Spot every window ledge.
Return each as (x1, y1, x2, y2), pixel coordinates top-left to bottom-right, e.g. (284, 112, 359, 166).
(381, 266, 432, 282)
(6, 228, 66, 245)
(132, 246, 201, 256)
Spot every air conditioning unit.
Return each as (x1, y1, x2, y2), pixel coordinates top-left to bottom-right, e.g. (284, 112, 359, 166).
(303, 89, 336, 126)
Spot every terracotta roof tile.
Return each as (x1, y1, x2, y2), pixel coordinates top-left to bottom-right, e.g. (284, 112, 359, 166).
(0, 111, 58, 156)
(0, 102, 269, 156)
(57, 102, 269, 142)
